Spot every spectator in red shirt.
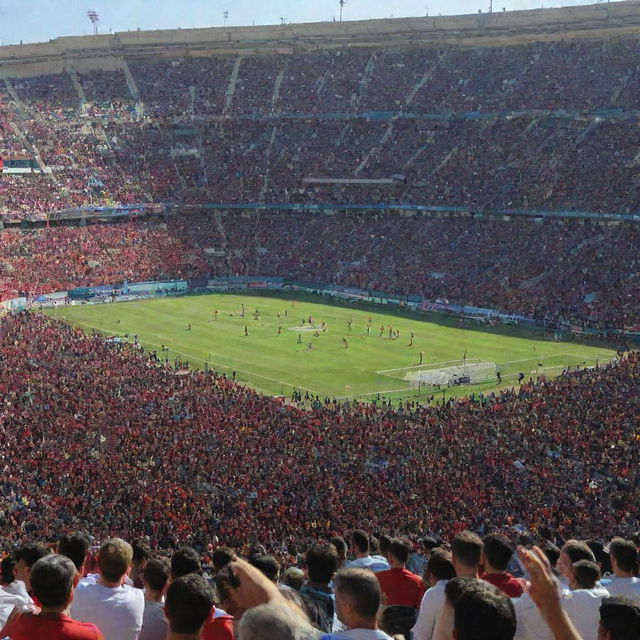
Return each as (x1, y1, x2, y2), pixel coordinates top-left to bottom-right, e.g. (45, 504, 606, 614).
(377, 538, 426, 638)
(170, 546, 234, 640)
(4, 554, 104, 640)
(480, 534, 525, 598)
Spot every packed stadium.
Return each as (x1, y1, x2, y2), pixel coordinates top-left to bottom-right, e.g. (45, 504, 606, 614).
(0, 1, 639, 639)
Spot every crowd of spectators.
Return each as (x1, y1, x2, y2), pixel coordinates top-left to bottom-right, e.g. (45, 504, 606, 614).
(1, 213, 636, 329)
(0, 311, 638, 638)
(3, 37, 640, 220)
(0, 311, 637, 551)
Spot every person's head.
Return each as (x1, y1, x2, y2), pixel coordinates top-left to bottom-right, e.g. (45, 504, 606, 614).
(570, 560, 601, 590)
(453, 581, 516, 640)
(334, 568, 381, 629)
(0, 556, 16, 586)
(171, 546, 202, 579)
(143, 556, 171, 595)
(306, 542, 339, 586)
(132, 539, 152, 573)
(97, 538, 133, 583)
(249, 555, 280, 583)
(15, 543, 52, 591)
(610, 538, 638, 577)
(165, 574, 214, 637)
(238, 603, 319, 640)
(330, 537, 348, 565)
(557, 540, 596, 580)
(539, 540, 561, 569)
(351, 530, 369, 556)
(388, 538, 412, 567)
(482, 534, 515, 573)
(378, 534, 393, 560)
(599, 597, 640, 640)
(422, 537, 440, 557)
(30, 554, 77, 611)
(426, 550, 456, 586)
(211, 547, 235, 572)
(57, 533, 90, 574)
(452, 531, 483, 577)
(280, 567, 305, 591)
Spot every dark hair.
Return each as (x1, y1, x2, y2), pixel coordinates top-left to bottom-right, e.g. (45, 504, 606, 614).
(248, 555, 279, 582)
(351, 530, 369, 555)
(30, 555, 76, 608)
(306, 542, 339, 585)
(539, 541, 561, 567)
(334, 568, 381, 619)
(454, 582, 516, 640)
(610, 538, 638, 574)
(444, 577, 480, 607)
(600, 597, 640, 640)
(15, 543, 52, 569)
(389, 538, 412, 565)
(572, 560, 600, 590)
(331, 536, 348, 559)
(422, 537, 439, 551)
(165, 574, 214, 634)
(211, 547, 235, 572)
(483, 534, 514, 572)
(452, 531, 483, 568)
(427, 550, 456, 582)
(143, 556, 171, 592)
(171, 546, 201, 579)
(378, 534, 393, 559)
(58, 533, 90, 572)
(561, 540, 595, 565)
(132, 539, 152, 565)
(0, 557, 15, 585)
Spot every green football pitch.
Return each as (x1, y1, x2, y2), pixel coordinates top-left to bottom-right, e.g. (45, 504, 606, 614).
(45, 292, 616, 404)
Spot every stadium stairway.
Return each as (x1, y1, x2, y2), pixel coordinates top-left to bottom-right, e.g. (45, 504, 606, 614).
(271, 67, 285, 114)
(122, 58, 144, 117)
(260, 126, 279, 201)
(350, 51, 377, 111)
(224, 58, 242, 113)
(68, 68, 87, 116)
(404, 50, 449, 108)
(355, 115, 400, 175)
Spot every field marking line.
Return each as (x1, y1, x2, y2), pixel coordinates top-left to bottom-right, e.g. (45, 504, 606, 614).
(67, 320, 325, 393)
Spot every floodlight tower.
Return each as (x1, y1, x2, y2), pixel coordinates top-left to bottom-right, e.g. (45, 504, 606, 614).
(339, 0, 346, 22)
(224, 10, 229, 27)
(87, 10, 99, 36)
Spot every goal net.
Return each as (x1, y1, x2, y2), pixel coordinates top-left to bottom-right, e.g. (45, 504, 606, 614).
(379, 359, 497, 389)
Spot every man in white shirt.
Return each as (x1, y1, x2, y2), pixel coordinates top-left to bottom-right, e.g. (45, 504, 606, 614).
(412, 550, 456, 640)
(603, 538, 640, 601)
(71, 538, 144, 640)
(331, 568, 393, 639)
(344, 530, 390, 574)
(515, 559, 609, 640)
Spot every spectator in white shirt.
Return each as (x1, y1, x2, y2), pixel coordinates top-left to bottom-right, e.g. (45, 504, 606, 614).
(71, 537, 144, 640)
(563, 560, 610, 640)
(604, 538, 640, 601)
(556, 541, 597, 592)
(412, 550, 456, 640)
(345, 530, 390, 574)
(332, 568, 393, 639)
(140, 555, 170, 640)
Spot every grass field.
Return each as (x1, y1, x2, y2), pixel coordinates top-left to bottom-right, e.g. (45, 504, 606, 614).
(45, 292, 617, 404)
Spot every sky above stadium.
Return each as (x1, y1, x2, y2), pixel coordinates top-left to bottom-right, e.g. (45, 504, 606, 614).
(0, 0, 622, 45)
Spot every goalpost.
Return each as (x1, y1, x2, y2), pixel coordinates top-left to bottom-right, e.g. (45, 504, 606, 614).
(378, 358, 498, 389)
